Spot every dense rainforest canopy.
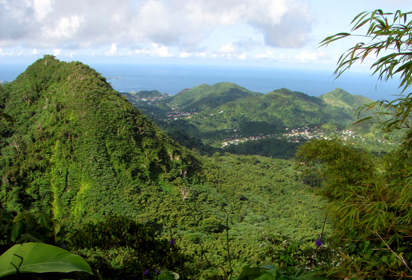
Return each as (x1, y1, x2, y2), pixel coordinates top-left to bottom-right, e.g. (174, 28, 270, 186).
(0, 55, 201, 223)
(0, 55, 328, 279)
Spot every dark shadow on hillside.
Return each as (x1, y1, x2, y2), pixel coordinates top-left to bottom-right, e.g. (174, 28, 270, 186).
(223, 138, 302, 160)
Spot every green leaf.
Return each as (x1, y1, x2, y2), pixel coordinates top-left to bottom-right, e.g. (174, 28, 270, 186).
(0, 209, 13, 223)
(35, 212, 52, 228)
(255, 272, 277, 280)
(294, 267, 306, 277)
(16, 232, 44, 243)
(53, 220, 61, 236)
(0, 243, 93, 278)
(10, 222, 25, 243)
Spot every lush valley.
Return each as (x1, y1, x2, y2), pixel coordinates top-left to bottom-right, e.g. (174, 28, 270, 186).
(123, 81, 399, 158)
(0, 56, 329, 279)
(1, 42, 411, 279)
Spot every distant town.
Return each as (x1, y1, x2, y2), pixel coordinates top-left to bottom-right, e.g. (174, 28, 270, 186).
(221, 127, 395, 148)
(121, 89, 397, 151)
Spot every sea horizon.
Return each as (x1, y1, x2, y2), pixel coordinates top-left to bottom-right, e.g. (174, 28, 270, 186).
(1, 63, 404, 101)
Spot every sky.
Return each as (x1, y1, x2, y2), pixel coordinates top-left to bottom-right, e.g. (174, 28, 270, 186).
(0, 0, 411, 71)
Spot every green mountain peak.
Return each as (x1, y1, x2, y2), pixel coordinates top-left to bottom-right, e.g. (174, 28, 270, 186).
(163, 82, 262, 111)
(0, 55, 200, 223)
(320, 87, 374, 109)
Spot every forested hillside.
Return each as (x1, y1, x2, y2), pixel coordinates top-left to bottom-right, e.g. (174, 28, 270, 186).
(0, 56, 328, 279)
(0, 55, 201, 223)
(161, 82, 262, 112)
(123, 84, 398, 157)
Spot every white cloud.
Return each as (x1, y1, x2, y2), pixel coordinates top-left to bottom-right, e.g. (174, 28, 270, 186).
(0, 0, 314, 51)
(53, 48, 61, 56)
(215, 43, 237, 54)
(134, 44, 173, 57)
(179, 52, 191, 58)
(31, 49, 39, 55)
(43, 15, 84, 39)
(317, 51, 329, 59)
(105, 43, 119, 56)
(277, 53, 292, 61)
(195, 52, 207, 58)
(33, 0, 52, 20)
(238, 53, 246, 60)
(254, 50, 275, 59)
(294, 50, 330, 62)
(295, 50, 317, 61)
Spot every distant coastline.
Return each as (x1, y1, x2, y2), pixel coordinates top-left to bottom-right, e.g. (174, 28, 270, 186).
(1, 63, 403, 100)
(94, 64, 403, 100)
(106, 76, 123, 80)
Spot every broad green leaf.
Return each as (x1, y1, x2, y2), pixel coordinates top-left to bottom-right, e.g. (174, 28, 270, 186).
(0, 243, 93, 278)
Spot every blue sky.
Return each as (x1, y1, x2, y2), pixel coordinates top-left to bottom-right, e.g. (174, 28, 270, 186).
(0, 0, 410, 71)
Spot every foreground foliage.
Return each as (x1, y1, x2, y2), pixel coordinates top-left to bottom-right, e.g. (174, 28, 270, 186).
(0, 243, 93, 278)
(68, 215, 192, 279)
(297, 140, 412, 278)
(289, 8, 412, 279)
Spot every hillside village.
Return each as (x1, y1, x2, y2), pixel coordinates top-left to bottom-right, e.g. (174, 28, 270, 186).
(221, 126, 396, 149)
(166, 109, 198, 120)
(121, 90, 170, 105)
(119, 84, 399, 156)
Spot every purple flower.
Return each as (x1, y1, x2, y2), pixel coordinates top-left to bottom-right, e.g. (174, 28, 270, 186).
(169, 238, 175, 245)
(155, 269, 161, 275)
(144, 269, 149, 276)
(316, 238, 323, 247)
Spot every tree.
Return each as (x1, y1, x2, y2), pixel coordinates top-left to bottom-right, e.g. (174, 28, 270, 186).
(296, 9, 412, 279)
(320, 10, 412, 135)
(0, 85, 13, 123)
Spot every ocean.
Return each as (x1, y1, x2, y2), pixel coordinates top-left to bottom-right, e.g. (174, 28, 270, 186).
(0, 63, 405, 101)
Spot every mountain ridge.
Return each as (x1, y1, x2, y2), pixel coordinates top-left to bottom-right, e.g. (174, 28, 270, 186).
(161, 82, 263, 111)
(121, 82, 396, 156)
(320, 87, 374, 110)
(0, 55, 201, 223)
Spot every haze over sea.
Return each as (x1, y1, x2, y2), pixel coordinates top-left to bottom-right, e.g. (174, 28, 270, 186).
(1, 64, 404, 101)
